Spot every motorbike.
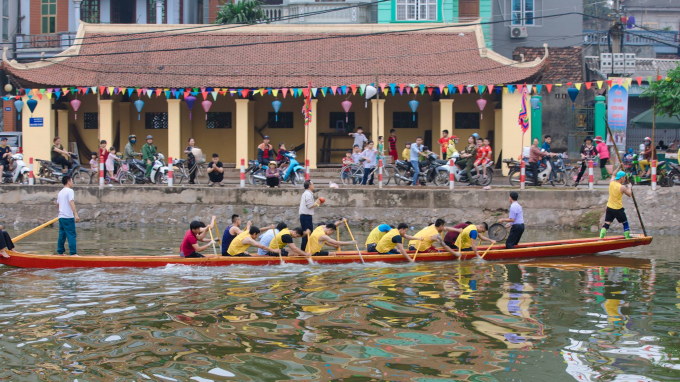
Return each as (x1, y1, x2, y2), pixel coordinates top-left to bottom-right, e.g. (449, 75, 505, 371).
(128, 158, 148, 184)
(434, 152, 494, 187)
(668, 161, 680, 187)
(625, 153, 672, 186)
(246, 159, 262, 185)
(149, 152, 170, 185)
(394, 152, 443, 185)
(36, 153, 85, 184)
(251, 151, 306, 186)
(506, 153, 570, 187)
(2, 153, 30, 184)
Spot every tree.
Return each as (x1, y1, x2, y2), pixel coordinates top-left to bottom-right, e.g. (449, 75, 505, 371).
(641, 65, 680, 121)
(214, 0, 267, 25)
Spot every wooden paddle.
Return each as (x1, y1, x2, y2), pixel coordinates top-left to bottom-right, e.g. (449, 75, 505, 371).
(480, 240, 496, 260)
(605, 120, 648, 237)
(337, 225, 341, 251)
(208, 226, 217, 257)
(412, 240, 421, 261)
(343, 219, 365, 264)
(13, 218, 59, 243)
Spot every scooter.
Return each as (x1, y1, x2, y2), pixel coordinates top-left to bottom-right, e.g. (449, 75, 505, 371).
(505, 155, 565, 187)
(128, 158, 148, 184)
(37, 153, 85, 184)
(149, 152, 170, 184)
(251, 151, 306, 186)
(394, 152, 442, 185)
(1, 153, 30, 184)
(434, 152, 494, 186)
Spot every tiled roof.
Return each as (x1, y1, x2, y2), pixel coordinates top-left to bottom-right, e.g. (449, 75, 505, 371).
(4, 24, 546, 89)
(513, 46, 583, 83)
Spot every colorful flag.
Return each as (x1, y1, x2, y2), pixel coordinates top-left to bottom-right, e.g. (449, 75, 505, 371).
(518, 86, 529, 133)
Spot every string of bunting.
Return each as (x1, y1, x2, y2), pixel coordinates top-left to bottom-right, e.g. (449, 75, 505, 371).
(2, 76, 667, 102)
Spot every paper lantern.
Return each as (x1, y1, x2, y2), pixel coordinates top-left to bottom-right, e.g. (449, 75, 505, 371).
(530, 97, 540, 110)
(627, 16, 635, 29)
(364, 85, 377, 107)
(134, 99, 145, 120)
(272, 100, 282, 121)
(27, 98, 38, 116)
(201, 100, 212, 120)
(567, 88, 579, 110)
(341, 100, 352, 123)
(71, 99, 81, 120)
(14, 100, 23, 120)
(185, 95, 197, 119)
(408, 100, 419, 121)
(476, 99, 487, 120)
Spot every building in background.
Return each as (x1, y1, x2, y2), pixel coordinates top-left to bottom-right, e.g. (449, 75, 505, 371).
(1, 0, 19, 131)
(491, 0, 583, 59)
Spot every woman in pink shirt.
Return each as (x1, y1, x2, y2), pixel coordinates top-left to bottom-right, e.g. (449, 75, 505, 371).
(595, 136, 610, 180)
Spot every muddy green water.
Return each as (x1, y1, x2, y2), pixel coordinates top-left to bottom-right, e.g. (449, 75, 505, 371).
(1, 227, 679, 382)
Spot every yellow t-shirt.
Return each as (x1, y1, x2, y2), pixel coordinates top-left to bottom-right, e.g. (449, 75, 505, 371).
(408, 225, 442, 251)
(270, 228, 291, 250)
(402, 148, 410, 161)
(455, 224, 478, 250)
(607, 181, 624, 210)
(305, 226, 326, 254)
(365, 226, 389, 248)
(227, 231, 252, 256)
(377, 229, 402, 253)
(446, 142, 458, 158)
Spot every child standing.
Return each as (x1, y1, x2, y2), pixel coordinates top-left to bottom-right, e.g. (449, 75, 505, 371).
(349, 127, 368, 150)
(402, 142, 411, 162)
(89, 152, 98, 172)
(361, 141, 377, 186)
(388, 129, 398, 162)
(377, 136, 384, 160)
(105, 147, 118, 179)
(342, 150, 353, 181)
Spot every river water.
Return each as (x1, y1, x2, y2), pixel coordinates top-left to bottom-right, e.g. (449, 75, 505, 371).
(1, 227, 679, 382)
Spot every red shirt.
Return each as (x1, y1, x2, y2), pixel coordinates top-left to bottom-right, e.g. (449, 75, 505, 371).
(444, 223, 470, 245)
(99, 148, 109, 162)
(388, 136, 397, 151)
(180, 229, 198, 256)
(475, 146, 486, 160)
(438, 137, 450, 153)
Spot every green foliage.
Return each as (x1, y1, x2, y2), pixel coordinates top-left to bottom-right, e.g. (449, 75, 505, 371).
(641, 66, 680, 121)
(214, 0, 267, 25)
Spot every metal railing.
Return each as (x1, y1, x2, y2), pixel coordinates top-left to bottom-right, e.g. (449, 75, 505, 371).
(261, 2, 369, 24)
(583, 29, 679, 54)
(15, 32, 78, 61)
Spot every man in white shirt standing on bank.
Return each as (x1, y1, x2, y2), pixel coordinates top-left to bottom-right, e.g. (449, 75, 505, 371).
(57, 175, 80, 256)
(299, 180, 321, 251)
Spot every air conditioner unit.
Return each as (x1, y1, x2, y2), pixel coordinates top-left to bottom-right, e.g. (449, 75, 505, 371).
(510, 27, 528, 38)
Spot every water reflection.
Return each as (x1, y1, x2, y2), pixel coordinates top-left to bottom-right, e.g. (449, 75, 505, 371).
(0, 229, 679, 381)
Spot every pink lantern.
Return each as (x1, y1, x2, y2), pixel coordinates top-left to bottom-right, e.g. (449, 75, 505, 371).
(71, 99, 82, 120)
(476, 98, 487, 120)
(341, 100, 352, 123)
(201, 100, 212, 120)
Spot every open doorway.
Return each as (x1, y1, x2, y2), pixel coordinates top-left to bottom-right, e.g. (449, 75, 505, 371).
(111, 0, 137, 23)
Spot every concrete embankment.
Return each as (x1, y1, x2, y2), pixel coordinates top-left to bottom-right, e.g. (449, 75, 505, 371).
(0, 186, 678, 234)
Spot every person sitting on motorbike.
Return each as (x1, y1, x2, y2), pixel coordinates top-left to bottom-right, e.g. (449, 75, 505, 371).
(639, 137, 653, 177)
(142, 135, 157, 180)
(51, 137, 72, 173)
(529, 138, 557, 186)
(0, 137, 12, 181)
(459, 136, 478, 186)
(124, 135, 141, 163)
(257, 135, 276, 168)
(474, 138, 492, 180)
(276, 143, 289, 168)
(446, 135, 459, 159)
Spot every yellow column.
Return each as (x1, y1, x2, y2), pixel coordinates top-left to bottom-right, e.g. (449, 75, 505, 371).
(167, 99, 182, 161)
(501, 91, 531, 176)
(56, 109, 69, 149)
(22, 96, 55, 173)
(439, 99, 454, 146)
(248, 101, 255, 160)
(307, 99, 318, 169)
(119, 102, 131, 148)
(98, 99, 114, 149)
(494, 106, 502, 165)
(371, 99, 385, 142)
(235, 99, 250, 164)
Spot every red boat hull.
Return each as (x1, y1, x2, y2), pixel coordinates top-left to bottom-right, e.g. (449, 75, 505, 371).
(0, 235, 652, 269)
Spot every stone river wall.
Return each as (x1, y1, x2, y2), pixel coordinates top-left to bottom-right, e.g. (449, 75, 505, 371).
(0, 186, 678, 234)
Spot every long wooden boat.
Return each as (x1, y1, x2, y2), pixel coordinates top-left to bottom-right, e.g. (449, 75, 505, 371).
(0, 235, 652, 269)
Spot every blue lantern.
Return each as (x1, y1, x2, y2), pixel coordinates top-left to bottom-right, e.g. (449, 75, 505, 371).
(530, 97, 540, 110)
(27, 98, 38, 116)
(134, 99, 145, 120)
(14, 100, 23, 120)
(272, 100, 282, 121)
(567, 88, 579, 110)
(408, 100, 419, 121)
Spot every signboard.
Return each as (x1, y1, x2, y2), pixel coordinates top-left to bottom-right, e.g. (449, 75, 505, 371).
(29, 117, 44, 127)
(607, 81, 629, 149)
(4, 107, 10, 111)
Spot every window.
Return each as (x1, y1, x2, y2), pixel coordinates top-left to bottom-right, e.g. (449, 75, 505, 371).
(83, 113, 98, 129)
(512, 0, 534, 25)
(145, 112, 168, 129)
(41, 0, 57, 34)
(396, 0, 436, 21)
(393, 112, 418, 128)
(148, 0, 167, 23)
(81, 0, 100, 24)
(454, 113, 480, 129)
(268, 112, 294, 128)
(206, 112, 232, 129)
(2, 0, 9, 41)
(329, 112, 355, 131)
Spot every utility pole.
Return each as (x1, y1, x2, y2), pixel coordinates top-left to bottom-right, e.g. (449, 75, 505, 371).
(610, 0, 623, 54)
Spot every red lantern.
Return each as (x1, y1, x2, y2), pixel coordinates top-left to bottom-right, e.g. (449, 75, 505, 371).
(476, 99, 487, 120)
(341, 100, 352, 123)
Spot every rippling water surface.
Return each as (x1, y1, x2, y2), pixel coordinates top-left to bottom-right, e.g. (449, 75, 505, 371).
(1, 227, 679, 382)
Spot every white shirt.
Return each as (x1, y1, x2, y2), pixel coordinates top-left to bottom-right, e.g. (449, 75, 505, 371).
(57, 187, 75, 219)
(258, 229, 279, 256)
(299, 190, 315, 215)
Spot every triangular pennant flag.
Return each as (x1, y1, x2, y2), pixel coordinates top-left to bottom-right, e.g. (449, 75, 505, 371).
(302, 88, 309, 98)
(90, 86, 97, 94)
(545, 84, 553, 93)
(479, 85, 487, 94)
(427, 87, 433, 96)
(390, 83, 396, 95)
(438, 84, 445, 94)
(585, 82, 592, 90)
(507, 85, 515, 94)
(503, 87, 509, 94)
(242, 89, 250, 98)
(636, 77, 642, 86)
(282, 88, 288, 98)
(108, 87, 115, 95)
(606, 80, 613, 88)
(54, 90, 61, 99)
(137, 88, 143, 97)
(330, 86, 337, 95)
(566, 82, 573, 86)
(646, 76, 653, 84)
(534, 84, 541, 94)
(155, 88, 162, 97)
(99, 86, 106, 95)
(272, 89, 279, 97)
(383, 88, 389, 96)
(63, 88, 70, 96)
(626, 78, 632, 87)
(340, 85, 347, 95)
(218, 90, 226, 96)
(596, 81, 603, 89)
(312, 88, 318, 97)
(183, 90, 190, 98)
(380, 83, 387, 91)
(487, 85, 494, 94)
(398, 86, 404, 96)
(447, 84, 454, 95)
(351, 84, 357, 95)
(359, 84, 366, 94)
(419, 84, 425, 94)
(457, 85, 464, 94)
(250, 89, 258, 96)
(126, 88, 132, 97)
(83, 88, 90, 95)
(211, 91, 218, 100)
(164, 90, 171, 98)
(473, 86, 479, 94)
(201, 91, 208, 100)
(657, 75, 663, 81)
(46, 92, 52, 99)
(466, 85, 474, 94)
(575, 83, 582, 90)
(525, 85, 532, 94)
(516, 84, 523, 94)
(146, 89, 153, 98)
(113, 87, 120, 95)
(555, 84, 562, 87)
(320, 88, 327, 97)
(405, 86, 411, 95)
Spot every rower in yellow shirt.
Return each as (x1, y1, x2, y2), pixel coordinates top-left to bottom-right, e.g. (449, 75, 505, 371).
(227, 226, 281, 257)
(376, 223, 423, 262)
(305, 221, 356, 256)
(407, 219, 461, 254)
(365, 224, 392, 252)
(600, 170, 632, 239)
(449, 222, 494, 258)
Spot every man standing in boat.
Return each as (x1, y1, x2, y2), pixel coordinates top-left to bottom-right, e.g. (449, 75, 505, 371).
(56, 175, 79, 256)
(299, 180, 322, 251)
(180, 217, 217, 258)
(600, 171, 632, 239)
(498, 192, 525, 249)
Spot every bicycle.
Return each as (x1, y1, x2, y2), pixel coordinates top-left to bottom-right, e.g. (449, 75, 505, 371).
(339, 162, 393, 186)
(105, 162, 135, 185)
(173, 159, 208, 185)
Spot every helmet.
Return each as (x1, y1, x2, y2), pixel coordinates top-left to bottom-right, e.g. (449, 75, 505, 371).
(472, 133, 480, 139)
(146, 135, 153, 140)
(644, 137, 651, 142)
(584, 136, 593, 142)
(128, 134, 136, 142)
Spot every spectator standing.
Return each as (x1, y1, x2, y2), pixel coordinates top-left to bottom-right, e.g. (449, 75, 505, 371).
(206, 153, 224, 186)
(410, 137, 426, 186)
(595, 136, 610, 180)
(498, 192, 524, 249)
(56, 176, 79, 256)
(438, 130, 451, 160)
(299, 180, 320, 251)
(0, 137, 11, 181)
(184, 138, 197, 184)
(402, 142, 411, 161)
(349, 127, 368, 150)
(142, 135, 157, 180)
(89, 152, 98, 173)
(574, 136, 598, 187)
(388, 129, 398, 161)
(361, 140, 377, 185)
